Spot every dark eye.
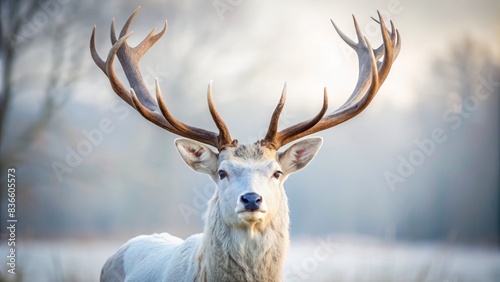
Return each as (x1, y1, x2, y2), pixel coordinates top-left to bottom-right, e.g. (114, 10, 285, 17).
(218, 170, 227, 180)
(273, 171, 283, 179)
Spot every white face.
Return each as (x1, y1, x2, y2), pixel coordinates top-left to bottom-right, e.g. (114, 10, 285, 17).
(215, 158, 286, 230)
(175, 137, 323, 233)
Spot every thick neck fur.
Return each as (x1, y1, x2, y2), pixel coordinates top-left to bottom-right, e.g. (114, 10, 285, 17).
(198, 191, 290, 282)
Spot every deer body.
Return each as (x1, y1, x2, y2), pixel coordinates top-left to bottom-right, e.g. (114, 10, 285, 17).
(91, 6, 400, 282)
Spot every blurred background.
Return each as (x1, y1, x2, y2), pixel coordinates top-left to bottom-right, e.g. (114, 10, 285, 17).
(0, 0, 499, 281)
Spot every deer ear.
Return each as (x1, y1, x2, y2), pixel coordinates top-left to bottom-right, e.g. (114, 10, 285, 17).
(279, 137, 323, 175)
(175, 139, 218, 175)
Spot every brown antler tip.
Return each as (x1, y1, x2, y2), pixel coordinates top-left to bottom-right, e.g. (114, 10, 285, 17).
(376, 11, 386, 26)
(132, 6, 142, 16)
(207, 80, 214, 103)
(129, 89, 139, 110)
(281, 82, 287, 100)
(206, 80, 233, 147)
(90, 26, 97, 43)
(322, 87, 329, 112)
(154, 78, 162, 100)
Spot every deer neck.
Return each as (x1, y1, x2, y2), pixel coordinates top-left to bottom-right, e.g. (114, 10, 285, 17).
(197, 195, 290, 282)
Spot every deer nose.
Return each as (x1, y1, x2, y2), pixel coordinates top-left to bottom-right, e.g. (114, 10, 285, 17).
(240, 192, 262, 211)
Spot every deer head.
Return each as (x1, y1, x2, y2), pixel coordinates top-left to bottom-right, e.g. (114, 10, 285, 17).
(174, 136, 322, 234)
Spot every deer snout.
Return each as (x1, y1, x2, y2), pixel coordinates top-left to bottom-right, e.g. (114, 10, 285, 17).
(240, 192, 262, 211)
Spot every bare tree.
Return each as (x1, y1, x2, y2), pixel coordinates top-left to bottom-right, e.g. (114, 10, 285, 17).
(0, 0, 85, 237)
(0, 0, 86, 157)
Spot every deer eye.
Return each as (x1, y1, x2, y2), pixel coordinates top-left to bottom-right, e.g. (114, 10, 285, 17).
(273, 171, 283, 179)
(218, 170, 227, 180)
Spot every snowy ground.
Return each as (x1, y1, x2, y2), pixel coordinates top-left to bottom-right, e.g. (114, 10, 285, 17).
(284, 236, 500, 282)
(1, 236, 499, 281)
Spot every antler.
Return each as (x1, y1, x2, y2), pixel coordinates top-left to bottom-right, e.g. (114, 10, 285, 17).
(90, 7, 235, 150)
(262, 11, 401, 149)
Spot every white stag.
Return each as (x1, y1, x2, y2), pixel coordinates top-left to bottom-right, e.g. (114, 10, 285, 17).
(91, 7, 400, 282)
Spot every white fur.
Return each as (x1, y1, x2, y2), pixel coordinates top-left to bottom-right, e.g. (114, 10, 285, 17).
(100, 137, 323, 282)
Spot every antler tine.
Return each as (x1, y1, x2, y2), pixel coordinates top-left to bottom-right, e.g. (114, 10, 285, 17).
(263, 86, 329, 149)
(111, 18, 118, 45)
(154, 78, 226, 145)
(263, 83, 287, 146)
(207, 81, 234, 147)
(119, 6, 141, 38)
(375, 11, 395, 84)
(373, 17, 400, 66)
(130, 88, 173, 130)
(90, 26, 106, 74)
(394, 29, 402, 60)
(262, 12, 400, 149)
(134, 22, 168, 57)
(278, 88, 329, 146)
(330, 19, 356, 49)
(133, 86, 220, 145)
(90, 8, 234, 150)
(155, 78, 189, 133)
